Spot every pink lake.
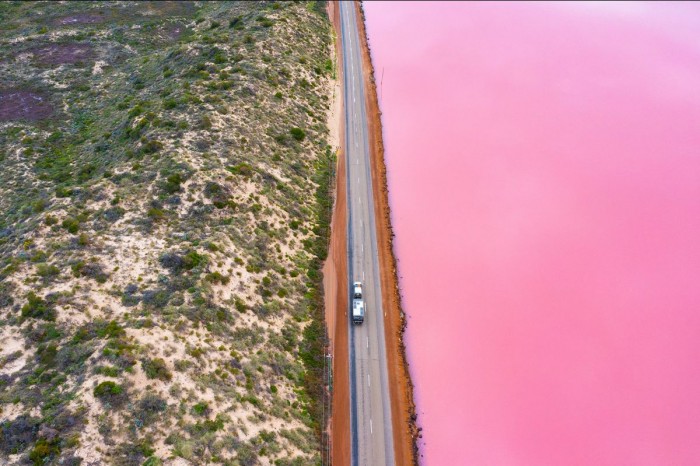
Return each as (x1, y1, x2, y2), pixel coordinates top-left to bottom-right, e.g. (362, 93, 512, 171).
(363, 2, 700, 465)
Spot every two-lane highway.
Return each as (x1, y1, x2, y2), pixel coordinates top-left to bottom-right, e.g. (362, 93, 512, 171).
(339, 2, 395, 465)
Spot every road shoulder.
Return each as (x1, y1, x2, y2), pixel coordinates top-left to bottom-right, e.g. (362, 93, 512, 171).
(326, 2, 351, 466)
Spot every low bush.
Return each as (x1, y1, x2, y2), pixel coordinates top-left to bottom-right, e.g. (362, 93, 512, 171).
(36, 263, 60, 278)
(0, 415, 40, 455)
(191, 401, 210, 416)
(141, 288, 171, 308)
(226, 163, 253, 177)
(137, 393, 168, 426)
(71, 261, 109, 283)
(141, 358, 172, 381)
(21, 293, 55, 321)
(290, 127, 306, 141)
(204, 271, 230, 285)
(160, 250, 207, 273)
(163, 173, 183, 194)
(104, 206, 125, 222)
(141, 139, 164, 154)
(94, 381, 124, 402)
(234, 298, 247, 313)
(147, 207, 165, 220)
(95, 365, 121, 377)
(28, 439, 60, 465)
(61, 218, 80, 234)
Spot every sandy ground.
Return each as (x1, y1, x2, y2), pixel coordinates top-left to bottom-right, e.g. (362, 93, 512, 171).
(353, 2, 419, 464)
(325, 3, 351, 466)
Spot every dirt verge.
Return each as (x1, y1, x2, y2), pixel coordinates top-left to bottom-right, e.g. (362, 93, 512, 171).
(353, 2, 419, 464)
(325, 2, 351, 466)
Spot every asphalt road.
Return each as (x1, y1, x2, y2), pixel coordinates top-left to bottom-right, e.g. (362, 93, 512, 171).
(339, 2, 395, 465)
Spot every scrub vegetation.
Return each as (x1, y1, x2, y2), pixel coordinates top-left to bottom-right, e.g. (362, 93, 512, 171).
(0, 1, 333, 464)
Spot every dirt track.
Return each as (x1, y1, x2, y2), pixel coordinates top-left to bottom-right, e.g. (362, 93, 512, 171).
(353, 2, 419, 464)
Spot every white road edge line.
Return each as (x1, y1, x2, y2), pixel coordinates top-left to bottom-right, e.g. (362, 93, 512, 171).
(370, 419, 373, 434)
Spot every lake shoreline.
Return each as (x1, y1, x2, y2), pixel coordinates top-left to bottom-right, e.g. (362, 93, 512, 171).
(355, 2, 420, 464)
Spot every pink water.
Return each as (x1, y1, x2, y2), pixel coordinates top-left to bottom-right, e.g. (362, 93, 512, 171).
(363, 2, 700, 465)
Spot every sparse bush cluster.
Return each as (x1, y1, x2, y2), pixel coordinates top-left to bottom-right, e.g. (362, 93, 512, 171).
(21, 292, 56, 321)
(142, 357, 172, 381)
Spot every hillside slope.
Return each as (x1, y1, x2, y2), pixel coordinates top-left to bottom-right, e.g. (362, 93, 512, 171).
(0, 1, 334, 465)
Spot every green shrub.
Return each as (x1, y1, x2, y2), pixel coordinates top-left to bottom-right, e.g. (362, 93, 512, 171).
(163, 173, 183, 194)
(174, 359, 192, 372)
(55, 187, 72, 198)
(147, 208, 165, 220)
(189, 416, 225, 434)
(234, 298, 247, 313)
(28, 439, 59, 466)
(71, 261, 109, 283)
(191, 401, 209, 416)
(37, 343, 58, 367)
(32, 199, 48, 213)
(21, 293, 55, 321)
(97, 320, 125, 338)
(143, 457, 162, 466)
(36, 264, 60, 278)
(226, 163, 253, 177)
(95, 365, 121, 377)
(205, 271, 230, 285)
(183, 250, 207, 270)
(30, 250, 47, 263)
(256, 16, 273, 28)
(142, 358, 172, 381)
(141, 139, 164, 154)
(94, 381, 124, 399)
(213, 52, 226, 64)
(61, 218, 80, 234)
(75, 232, 89, 245)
